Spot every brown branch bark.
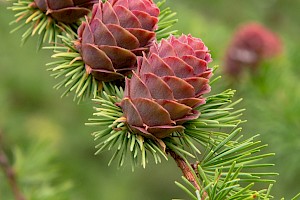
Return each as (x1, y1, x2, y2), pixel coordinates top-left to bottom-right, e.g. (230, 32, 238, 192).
(168, 149, 208, 199)
(168, 149, 201, 191)
(0, 132, 26, 200)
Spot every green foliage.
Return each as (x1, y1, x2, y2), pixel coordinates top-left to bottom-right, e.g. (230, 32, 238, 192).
(3, 0, 300, 199)
(175, 168, 273, 200)
(176, 176, 300, 200)
(8, 0, 79, 49)
(86, 83, 168, 170)
(173, 89, 244, 155)
(168, 88, 277, 199)
(14, 142, 72, 200)
(156, 0, 178, 40)
(168, 1, 300, 197)
(0, 140, 72, 200)
(46, 34, 99, 102)
(173, 130, 277, 199)
(86, 78, 277, 200)
(45, 0, 178, 102)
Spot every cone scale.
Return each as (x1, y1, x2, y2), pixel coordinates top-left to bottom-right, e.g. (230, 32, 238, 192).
(120, 34, 213, 145)
(75, 0, 160, 82)
(33, 0, 96, 23)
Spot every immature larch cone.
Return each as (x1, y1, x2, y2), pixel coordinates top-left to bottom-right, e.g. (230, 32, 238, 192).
(120, 34, 213, 144)
(75, 0, 160, 82)
(224, 22, 282, 77)
(33, 0, 96, 23)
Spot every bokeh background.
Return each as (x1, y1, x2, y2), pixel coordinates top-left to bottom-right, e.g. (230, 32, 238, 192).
(1, 0, 299, 199)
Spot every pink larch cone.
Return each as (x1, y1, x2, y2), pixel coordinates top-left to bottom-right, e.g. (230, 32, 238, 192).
(75, 0, 160, 82)
(225, 22, 282, 77)
(33, 0, 97, 23)
(120, 34, 213, 146)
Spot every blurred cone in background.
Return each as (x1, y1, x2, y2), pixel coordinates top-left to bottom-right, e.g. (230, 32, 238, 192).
(224, 22, 282, 78)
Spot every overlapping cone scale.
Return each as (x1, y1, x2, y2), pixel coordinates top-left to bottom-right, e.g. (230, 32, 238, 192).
(120, 34, 213, 144)
(75, 0, 160, 82)
(33, 0, 96, 23)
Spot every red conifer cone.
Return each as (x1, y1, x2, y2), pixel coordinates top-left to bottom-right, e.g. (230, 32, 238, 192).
(120, 35, 213, 143)
(75, 0, 160, 82)
(33, 0, 96, 23)
(225, 23, 282, 76)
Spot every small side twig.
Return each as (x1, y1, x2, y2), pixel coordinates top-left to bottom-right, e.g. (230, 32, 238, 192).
(168, 150, 208, 199)
(168, 149, 201, 190)
(0, 131, 26, 200)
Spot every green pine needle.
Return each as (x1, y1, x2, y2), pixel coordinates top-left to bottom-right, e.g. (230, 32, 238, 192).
(173, 125, 277, 199)
(86, 74, 278, 199)
(156, 0, 178, 40)
(86, 87, 167, 169)
(46, 34, 127, 102)
(175, 178, 198, 200)
(13, 141, 73, 199)
(46, 35, 100, 102)
(8, 0, 79, 49)
(175, 162, 274, 200)
(291, 193, 300, 200)
(86, 80, 275, 177)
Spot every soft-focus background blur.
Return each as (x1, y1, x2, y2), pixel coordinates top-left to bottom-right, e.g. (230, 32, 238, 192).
(1, 0, 299, 199)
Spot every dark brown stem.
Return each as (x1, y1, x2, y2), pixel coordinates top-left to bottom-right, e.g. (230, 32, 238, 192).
(168, 149, 201, 191)
(0, 132, 26, 200)
(168, 150, 208, 199)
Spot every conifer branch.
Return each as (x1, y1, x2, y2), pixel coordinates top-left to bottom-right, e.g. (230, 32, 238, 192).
(0, 132, 26, 200)
(168, 150, 201, 192)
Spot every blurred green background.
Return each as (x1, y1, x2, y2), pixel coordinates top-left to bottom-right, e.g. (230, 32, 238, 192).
(0, 0, 300, 199)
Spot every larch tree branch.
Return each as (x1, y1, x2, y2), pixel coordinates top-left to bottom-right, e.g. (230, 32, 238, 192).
(168, 149, 209, 199)
(168, 149, 201, 190)
(0, 131, 26, 200)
